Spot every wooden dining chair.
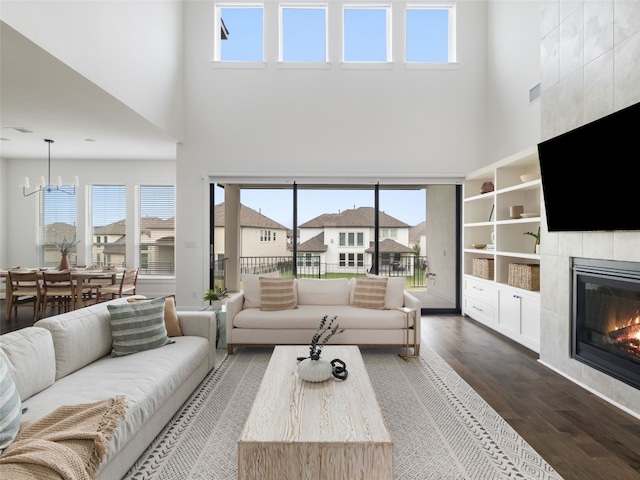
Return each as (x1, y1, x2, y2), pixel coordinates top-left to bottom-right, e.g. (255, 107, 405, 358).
(7, 270, 42, 323)
(41, 270, 77, 316)
(96, 268, 139, 302)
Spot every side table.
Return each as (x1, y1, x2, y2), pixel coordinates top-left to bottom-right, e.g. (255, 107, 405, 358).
(202, 307, 226, 349)
(397, 306, 418, 361)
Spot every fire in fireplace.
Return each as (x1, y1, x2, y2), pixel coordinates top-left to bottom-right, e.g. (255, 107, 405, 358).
(572, 258, 640, 390)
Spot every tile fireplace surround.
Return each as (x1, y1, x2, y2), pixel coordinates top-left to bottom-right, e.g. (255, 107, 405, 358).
(538, 233, 640, 418)
(538, 1, 640, 418)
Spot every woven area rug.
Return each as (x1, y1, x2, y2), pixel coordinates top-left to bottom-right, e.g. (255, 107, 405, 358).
(123, 346, 563, 480)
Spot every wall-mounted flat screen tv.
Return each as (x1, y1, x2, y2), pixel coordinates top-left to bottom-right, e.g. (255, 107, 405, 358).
(538, 101, 640, 232)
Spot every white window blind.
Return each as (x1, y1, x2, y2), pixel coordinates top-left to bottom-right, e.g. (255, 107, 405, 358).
(139, 186, 175, 275)
(41, 189, 78, 267)
(92, 185, 126, 267)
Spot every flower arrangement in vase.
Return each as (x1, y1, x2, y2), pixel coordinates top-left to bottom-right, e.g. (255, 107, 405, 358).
(55, 236, 80, 271)
(297, 315, 344, 383)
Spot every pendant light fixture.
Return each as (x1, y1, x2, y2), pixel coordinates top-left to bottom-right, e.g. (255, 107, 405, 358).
(20, 139, 79, 197)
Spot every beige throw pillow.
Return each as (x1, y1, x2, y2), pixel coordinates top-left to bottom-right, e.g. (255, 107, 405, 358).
(352, 277, 388, 310)
(259, 277, 297, 311)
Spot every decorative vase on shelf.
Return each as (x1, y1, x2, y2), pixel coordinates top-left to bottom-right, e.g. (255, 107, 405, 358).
(58, 254, 70, 271)
(297, 357, 333, 383)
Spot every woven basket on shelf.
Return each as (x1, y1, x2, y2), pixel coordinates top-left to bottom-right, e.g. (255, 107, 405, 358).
(508, 263, 540, 291)
(472, 258, 494, 280)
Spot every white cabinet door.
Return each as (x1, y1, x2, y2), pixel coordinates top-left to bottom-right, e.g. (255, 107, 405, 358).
(496, 285, 540, 353)
(497, 288, 520, 335)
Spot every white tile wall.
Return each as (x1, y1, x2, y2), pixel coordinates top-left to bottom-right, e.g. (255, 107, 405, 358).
(540, 0, 640, 417)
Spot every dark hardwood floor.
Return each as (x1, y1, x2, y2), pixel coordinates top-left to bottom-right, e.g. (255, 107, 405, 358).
(422, 314, 640, 480)
(2, 302, 639, 479)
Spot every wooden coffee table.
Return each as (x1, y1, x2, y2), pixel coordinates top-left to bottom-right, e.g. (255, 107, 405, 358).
(238, 345, 393, 480)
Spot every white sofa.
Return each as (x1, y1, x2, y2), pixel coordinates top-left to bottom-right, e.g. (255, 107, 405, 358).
(225, 276, 421, 354)
(0, 296, 217, 480)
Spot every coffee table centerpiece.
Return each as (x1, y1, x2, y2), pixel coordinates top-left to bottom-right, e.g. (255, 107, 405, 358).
(297, 315, 343, 382)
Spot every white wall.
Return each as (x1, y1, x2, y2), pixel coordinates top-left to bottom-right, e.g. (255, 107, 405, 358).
(539, 0, 640, 417)
(485, 1, 541, 161)
(0, 0, 184, 140)
(176, 0, 496, 307)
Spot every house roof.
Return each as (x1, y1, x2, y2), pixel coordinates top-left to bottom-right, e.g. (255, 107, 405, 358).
(94, 221, 126, 235)
(214, 202, 288, 230)
(409, 221, 426, 244)
(365, 238, 415, 254)
(43, 222, 78, 244)
(299, 206, 409, 229)
(297, 233, 327, 253)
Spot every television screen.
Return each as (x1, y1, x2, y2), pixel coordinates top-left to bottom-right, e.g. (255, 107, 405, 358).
(538, 101, 640, 232)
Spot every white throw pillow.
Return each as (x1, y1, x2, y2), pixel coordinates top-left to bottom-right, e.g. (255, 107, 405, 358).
(241, 271, 279, 309)
(297, 278, 350, 306)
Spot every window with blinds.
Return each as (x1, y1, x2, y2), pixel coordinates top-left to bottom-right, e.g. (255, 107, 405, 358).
(41, 189, 78, 267)
(91, 185, 126, 267)
(139, 185, 175, 275)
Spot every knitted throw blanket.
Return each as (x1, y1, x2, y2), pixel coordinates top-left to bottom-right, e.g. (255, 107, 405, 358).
(0, 396, 127, 480)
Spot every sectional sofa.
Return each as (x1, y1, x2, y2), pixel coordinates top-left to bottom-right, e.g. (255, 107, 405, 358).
(0, 296, 217, 479)
(225, 275, 421, 354)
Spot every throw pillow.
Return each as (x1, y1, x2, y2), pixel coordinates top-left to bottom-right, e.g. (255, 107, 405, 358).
(259, 277, 297, 311)
(0, 354, 22, 453)
(367, 274, 405, 309)
(241, 271, 279, 309)
(127, 295, 183, 337)
(352, 277, 388, 310)
(108, 296, 174, 357)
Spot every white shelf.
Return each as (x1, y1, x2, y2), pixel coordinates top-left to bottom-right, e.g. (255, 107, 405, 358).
(462, 146, 541, 353)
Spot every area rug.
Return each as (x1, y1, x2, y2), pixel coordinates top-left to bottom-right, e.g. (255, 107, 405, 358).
(123, 346, 563, 480)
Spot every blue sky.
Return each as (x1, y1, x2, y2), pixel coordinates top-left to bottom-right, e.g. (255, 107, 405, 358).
(219, 188, 426, 229)
(220, 5, 449, 62)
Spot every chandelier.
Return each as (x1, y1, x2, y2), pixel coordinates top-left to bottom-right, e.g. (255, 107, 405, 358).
(20, 139, 79, 197)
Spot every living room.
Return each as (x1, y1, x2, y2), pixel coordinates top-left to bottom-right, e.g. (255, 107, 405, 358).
(2, 0, 640, 478)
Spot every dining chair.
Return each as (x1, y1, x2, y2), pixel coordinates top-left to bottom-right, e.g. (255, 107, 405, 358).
(41, 270, 77, 316)
(96, 268, 139, 302)
(7, 270, 42, 323)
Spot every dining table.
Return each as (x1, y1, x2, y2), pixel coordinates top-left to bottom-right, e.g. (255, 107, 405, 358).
(1, 267, 123, 319)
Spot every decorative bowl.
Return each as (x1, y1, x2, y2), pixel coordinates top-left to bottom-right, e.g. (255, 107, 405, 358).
(471, 243, 487, 249)
(520, 173, 540, 183)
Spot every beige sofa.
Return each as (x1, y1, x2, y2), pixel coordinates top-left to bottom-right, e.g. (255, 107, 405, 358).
(225, 276, 421, 354)
(0, 296, 217, 480)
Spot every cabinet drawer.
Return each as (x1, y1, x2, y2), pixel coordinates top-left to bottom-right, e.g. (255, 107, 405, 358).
(463, 276, 495, 304)
(463, 296, 495, 325)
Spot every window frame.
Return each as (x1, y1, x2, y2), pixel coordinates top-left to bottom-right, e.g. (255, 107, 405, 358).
(342, 3, 392, 63)
(214, 3, 266, 64)
(279, 3, 329, 63)
(405, 1, 456, 64)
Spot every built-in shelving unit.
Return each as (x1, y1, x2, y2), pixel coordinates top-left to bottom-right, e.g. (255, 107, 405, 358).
(462, 146, 541, 353)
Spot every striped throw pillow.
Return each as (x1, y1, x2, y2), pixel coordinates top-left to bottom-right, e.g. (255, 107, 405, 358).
(260, 277, 297, 311)
(107, 296, 174, 357)
(352, 277, 388, 310)
(0, 354, 21, 453)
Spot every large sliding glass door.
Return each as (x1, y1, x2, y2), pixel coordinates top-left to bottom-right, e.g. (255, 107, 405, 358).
(210, 182, 460, 315)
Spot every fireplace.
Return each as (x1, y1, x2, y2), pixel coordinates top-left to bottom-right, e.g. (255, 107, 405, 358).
(572, 258, 640, 390)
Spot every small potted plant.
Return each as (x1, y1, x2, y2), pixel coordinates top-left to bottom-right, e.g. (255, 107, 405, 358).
(524, 227, 541, 254)
(203, 285, 228, 310)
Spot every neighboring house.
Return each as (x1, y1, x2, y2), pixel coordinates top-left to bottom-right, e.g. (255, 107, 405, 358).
(297, 207, 414, 274)
(409, 221, 426, 257)
(44, 218, 175, 273)
(213, 203, 290, 265)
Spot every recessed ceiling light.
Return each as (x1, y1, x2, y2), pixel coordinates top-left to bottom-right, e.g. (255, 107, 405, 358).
(0, 138, 11, 141)
(6, 127, 33, 134)
(85, 138, 96, 142)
